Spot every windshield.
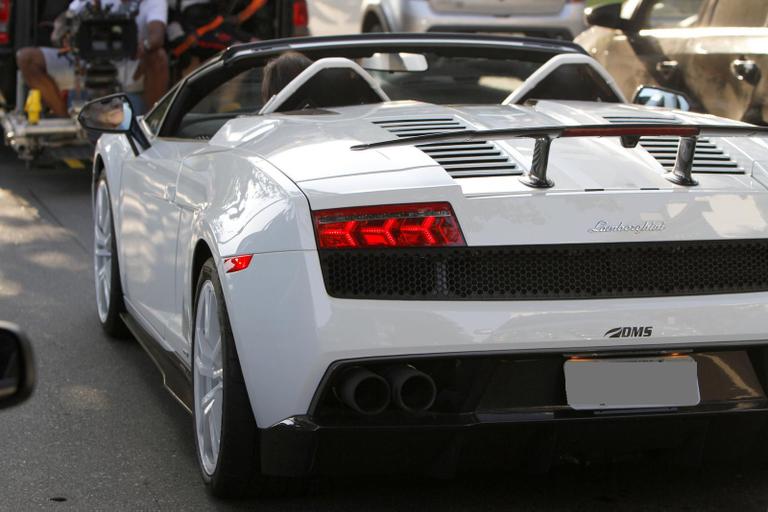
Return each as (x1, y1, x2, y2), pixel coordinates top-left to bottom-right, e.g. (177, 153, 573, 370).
(365, 54, 539, 104)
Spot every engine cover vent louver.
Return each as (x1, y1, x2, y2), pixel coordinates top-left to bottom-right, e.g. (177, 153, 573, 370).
(372, 118, 521, 178)
(603, 115, 743, 174)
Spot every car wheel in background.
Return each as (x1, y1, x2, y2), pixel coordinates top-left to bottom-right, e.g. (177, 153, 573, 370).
(192, 258, 301, 497)
(93, 176, 129, 338)
(363, 17, 384, 33)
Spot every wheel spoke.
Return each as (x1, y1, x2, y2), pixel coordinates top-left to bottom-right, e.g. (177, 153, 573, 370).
(195, 357, 213, 378)
(204, 290, 212, 338)
(201, 381, 222, 409)
(210, 336, 221, 361)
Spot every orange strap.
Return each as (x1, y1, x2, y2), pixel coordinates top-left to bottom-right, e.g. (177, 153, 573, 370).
(172, 0, 268, 59)
(172, 15, 224, 58)
(236, 0, 268, 24)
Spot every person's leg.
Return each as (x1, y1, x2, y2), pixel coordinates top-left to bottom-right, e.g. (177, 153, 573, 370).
(141, 48, 169, 109)
(16, 47, 68, 117)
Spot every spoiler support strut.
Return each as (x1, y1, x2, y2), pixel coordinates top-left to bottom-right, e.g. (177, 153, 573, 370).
(352, 124, 768, 189)
(668, 136, 699, 187)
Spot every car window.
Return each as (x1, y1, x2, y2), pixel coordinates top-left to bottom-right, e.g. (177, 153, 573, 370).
(706, 0, 768, 27)
(143, 89, 175, 135)
(642, 0, 704, 29)
(188, 67, 265, 116)
(520, 64, 622, 104)
(175, 67, 265, 139)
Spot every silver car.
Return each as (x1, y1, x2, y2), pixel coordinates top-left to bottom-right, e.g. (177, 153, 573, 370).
(307, 0, 587, 39)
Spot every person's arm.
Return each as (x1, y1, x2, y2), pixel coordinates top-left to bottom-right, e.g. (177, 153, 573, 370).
(144, 20, 166, 53)
(142, 0, 168, 51)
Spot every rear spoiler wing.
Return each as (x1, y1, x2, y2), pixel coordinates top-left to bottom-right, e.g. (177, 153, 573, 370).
(351, 124, 768, 188)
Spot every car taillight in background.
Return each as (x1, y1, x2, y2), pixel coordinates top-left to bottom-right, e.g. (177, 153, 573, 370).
(0, 0, 11, 45)
(313, 202, 465, 249)
(292, 0, 309, 36)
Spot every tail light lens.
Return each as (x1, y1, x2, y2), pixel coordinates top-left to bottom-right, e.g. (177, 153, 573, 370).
(313, 202, 465, 249)
(293, 0, 308, 28)
(0, 0, 11, 45)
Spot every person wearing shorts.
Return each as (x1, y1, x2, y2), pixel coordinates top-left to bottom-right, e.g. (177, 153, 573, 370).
(16, 0, 169, 117)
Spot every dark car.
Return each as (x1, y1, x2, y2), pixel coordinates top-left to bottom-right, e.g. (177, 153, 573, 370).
(0, 322, 34, 410)
(576, 0, 768, 124)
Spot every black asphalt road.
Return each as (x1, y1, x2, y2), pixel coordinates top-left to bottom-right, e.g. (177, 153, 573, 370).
(1, 151, 768, 511)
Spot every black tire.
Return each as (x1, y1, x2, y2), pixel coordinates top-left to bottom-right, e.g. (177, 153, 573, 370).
(192, 258, 303, 498)
(364, 18, 385, 33)
(94, 174, 129, 338)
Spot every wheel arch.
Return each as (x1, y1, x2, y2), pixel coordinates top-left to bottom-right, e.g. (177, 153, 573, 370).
(361, 4, 390, 32)
(92, 154, 105, 190)
(191, 239, 214, 307)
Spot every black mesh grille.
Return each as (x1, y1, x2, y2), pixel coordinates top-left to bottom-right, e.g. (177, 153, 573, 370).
(319, 240, 768, 300)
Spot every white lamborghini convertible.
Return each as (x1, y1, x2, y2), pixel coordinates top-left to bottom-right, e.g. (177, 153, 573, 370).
(80, 34, 768, 496)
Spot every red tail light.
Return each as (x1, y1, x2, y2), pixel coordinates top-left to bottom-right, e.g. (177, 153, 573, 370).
(313, 202, 465, 249)
(292, 0, 308, 28)
(0, 0, 11, 45)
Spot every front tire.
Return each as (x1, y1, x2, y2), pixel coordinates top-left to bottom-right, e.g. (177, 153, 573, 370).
(192, 258, 299, 497)
(93, 176, 128, 338)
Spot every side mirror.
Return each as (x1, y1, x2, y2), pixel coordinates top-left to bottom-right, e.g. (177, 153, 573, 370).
(77, 93, 150, 154)
(633, 85, 692, 111)
(0, 322, 35, 410)
(585, 3, 626, 30)
(78, 93, 135, 133)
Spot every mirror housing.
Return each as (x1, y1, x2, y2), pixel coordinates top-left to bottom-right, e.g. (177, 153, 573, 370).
(78, 93, 135, 133)
(0, 322, 35, 410)
(633, 85, 692, 111)
(77, 93, 150, 154)
(585, 3, 626, 30)
(360, 52, 429, 72)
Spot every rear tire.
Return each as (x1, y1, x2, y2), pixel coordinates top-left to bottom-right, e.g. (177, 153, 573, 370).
(93, 175, 129, 338)
(192, 258, 301, 497)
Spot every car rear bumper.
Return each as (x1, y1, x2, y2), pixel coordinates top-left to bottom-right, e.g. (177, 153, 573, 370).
(223, 251, 768, 430)
(400, 1, 586, 39)
(260, 408, 768, 476)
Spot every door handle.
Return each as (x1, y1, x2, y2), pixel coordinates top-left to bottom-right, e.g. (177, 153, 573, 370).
(656, 60, 678, 80)
(731, 58, 760, 86)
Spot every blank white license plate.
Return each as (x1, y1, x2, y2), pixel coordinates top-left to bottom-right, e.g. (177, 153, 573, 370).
(564, 356, 700, 410)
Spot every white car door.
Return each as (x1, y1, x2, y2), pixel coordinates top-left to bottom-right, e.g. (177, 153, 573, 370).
(119, 138, 206, 347)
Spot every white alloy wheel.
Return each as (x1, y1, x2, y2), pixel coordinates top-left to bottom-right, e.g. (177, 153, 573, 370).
(194, 280, 224, 476)
(94, 180, 113, 323)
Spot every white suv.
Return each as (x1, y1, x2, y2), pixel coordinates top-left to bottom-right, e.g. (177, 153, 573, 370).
(307, 0, 587, 40)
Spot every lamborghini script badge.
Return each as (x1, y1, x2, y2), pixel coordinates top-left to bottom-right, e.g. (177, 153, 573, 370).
(589, 220, 665, 234)
(604, 326, 654, 338)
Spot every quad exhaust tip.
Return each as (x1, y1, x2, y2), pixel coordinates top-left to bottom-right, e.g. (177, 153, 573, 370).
(338, 366, 391, 415)
(336, 364, 438, 415)
(385, 365, 437, 413)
